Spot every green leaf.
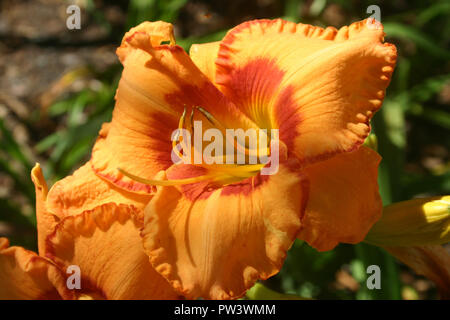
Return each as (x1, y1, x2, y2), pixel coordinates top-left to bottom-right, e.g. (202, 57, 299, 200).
(416, 2, 450, 27)
(0, 198, 35, 226)
(383, 22, 450, 59)
(409, 104, 450, 130)
(284, 0, 302, 22)
(177, 30, 228, 51)
(0, 119, 32, 170)
(246, 283, 311, 300)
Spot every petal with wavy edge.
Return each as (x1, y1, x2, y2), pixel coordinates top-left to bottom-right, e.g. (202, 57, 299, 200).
(45, 203, 180, 300)
(215, 18, 396, 163)
(0, 238, 72, 300)
(46, 161, 151, 217)
(142, 160, 308, 299)
(297, 146, 382, 251)
(92, 22, 257, 193)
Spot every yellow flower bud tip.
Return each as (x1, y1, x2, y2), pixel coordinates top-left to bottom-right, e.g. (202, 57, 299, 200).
(365, 196, 450, 247)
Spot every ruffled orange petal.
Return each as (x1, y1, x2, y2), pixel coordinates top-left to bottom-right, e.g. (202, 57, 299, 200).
(384, 245, 450, 299)
(297, 146, 382, 251)
(0, 238, 72, 300)
(92, 22, 256, 193)
(45, 203, 180, 300)
(142, 160, 308, 299)
(46, 161, 151, 217)
(189, 41, 220, 83)
(215, 18, 396, 163)
(31, 164, 59, 255)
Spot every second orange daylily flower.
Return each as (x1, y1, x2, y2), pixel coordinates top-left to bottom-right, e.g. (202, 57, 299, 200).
(0, 165, 180, 300)
(1, 18, 397, 300)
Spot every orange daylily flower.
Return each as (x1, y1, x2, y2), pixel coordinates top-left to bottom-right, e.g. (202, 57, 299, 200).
(112, 19, 394, 298)
(133, 19, 394, 299)
(0, 18, 397, 300)
(0, 165, 179, 299)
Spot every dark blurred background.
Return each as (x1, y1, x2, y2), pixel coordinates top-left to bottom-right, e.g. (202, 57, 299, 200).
(0, 0, 449, 299)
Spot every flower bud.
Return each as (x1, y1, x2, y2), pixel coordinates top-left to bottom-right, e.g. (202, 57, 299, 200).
(365, 196, 450, 246)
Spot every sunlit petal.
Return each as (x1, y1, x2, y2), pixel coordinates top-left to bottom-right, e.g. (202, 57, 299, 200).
(142, 160, 308, 299)
(0, 238, 72, 300)
(45, 203, 180, 299)
(215, 18, 396, 163)
(297, 146, 382, 251)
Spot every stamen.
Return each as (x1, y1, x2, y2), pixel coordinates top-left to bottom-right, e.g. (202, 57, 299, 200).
(204, 163, 264, 174)
(163, 106, 273, 187)
(195, 106, 269, 159)
(189, 108, 195, 135)
(196, 106, 217, 127)
(117, 167, 225, 186)
(172, 107, 187, 161)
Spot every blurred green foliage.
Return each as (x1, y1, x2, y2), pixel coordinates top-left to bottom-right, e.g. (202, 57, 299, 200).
(0, 0, 449, 299)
